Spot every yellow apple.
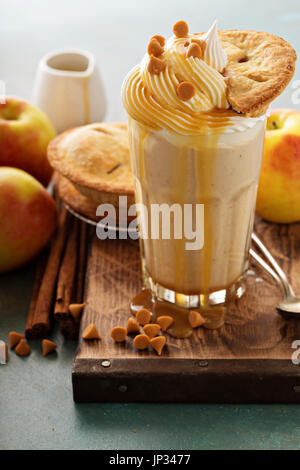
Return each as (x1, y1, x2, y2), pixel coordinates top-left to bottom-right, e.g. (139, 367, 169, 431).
(256, 109, 300, 223)
(0, 167, 57, 273)
(0, 97, 56, 186)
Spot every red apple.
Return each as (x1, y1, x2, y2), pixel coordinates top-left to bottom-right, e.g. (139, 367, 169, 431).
(0, 97, 56, 186)
(0, 167, 57, 273)
(256, 109, 300, 223)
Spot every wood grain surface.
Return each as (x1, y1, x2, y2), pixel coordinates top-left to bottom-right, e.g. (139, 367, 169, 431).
(72, 218, 300, 403)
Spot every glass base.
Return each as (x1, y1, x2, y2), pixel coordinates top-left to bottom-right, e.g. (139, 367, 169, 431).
(144, 271, 247, 330)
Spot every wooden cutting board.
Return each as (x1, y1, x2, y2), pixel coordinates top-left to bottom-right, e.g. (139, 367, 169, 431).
(72, 218, 300, 403)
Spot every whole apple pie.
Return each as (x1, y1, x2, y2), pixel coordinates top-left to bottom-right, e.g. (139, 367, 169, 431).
(47, 122, 134, 221)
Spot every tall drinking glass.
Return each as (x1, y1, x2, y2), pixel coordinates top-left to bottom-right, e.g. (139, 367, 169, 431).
(127, 115, 266, 328)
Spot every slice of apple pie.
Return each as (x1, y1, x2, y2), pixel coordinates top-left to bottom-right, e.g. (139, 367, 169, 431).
(219, 30, 297, 117)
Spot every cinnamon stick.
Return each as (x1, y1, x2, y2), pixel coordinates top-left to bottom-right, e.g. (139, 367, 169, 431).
(76, 221, 88, 303)
(25, 173, 63, 339)
(30, 207, 70, 338)
(59, 221, 88, 339)
(25, 251, 48, 340)
(54, 218, 79, 320)
(59, 317, 79, 340)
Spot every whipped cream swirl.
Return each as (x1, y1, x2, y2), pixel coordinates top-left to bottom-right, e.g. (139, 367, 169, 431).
(201, 20, 228, 72)
(122, 21, 260, 134)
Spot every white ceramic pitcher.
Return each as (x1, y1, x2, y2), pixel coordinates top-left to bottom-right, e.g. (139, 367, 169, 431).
(33, 49, 106, 133)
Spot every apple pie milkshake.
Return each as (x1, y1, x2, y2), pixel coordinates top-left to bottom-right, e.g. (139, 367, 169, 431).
(122, 21, 296, 334)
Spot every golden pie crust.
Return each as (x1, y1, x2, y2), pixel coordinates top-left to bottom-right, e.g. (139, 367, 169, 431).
(57, 175, 100, 221)
(48, 122, 134, 206)
(219, 30, 297, 117)
(57, 175, 136, 222)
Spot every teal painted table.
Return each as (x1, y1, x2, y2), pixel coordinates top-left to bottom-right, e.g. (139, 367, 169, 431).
(1, 0, 300, 450)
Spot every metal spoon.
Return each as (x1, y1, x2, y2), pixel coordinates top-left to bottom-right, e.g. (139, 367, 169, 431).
(251, 233, 300, 316)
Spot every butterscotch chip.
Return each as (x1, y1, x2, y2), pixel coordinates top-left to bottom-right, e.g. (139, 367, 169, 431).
(111, 326, 127, 343)
(69, 303, 85, 320)
(9, 332, 24, 350)
(184, 41, 190, 47)
(127, 318, 140, 334)
(152, 35, 166, 47)
(186, 43, 202, 59)
(147, 38, 164, 57)
(82, 323, 101, 340)
(173, 20, 189, 38)
(148, 56, 166, 75)
(15, 339, 31, 357)
(157, 316, 174, 332)
(144, 324, 161, 339)
(191, 38, 207, 54)
(42, 339, 57, 357)
(133, 334, 149, 350)
(188, 311, 205, 329)
(136, 308, 151, 325)
(150, 336, 166, 356)
(176, 81, 196, 101)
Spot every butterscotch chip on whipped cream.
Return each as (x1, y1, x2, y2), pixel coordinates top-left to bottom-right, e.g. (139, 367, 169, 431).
(42, 339, 57, 357)
(150, 336, 166, 356)
(157, 316, 174, 332)
(148, 56, 166, 75)
(136, 308, 151, 325)
(173, 20, 189, 38)
(144, 324, 161, 339)
(82, 323, 101, 340)
(9, 331, 24, 350)
(15, 339, 31, 357)
(188, 311, 205, 329)
(133, 334, 149, 350)
(127, 318, 140, 334)
(176, 81, 196, 101)
(111, 326, 127, 343)
(191, 38, 207, 54)
(147, 38, 164, 57)
(186, 43, 203, 59)
(152, 35, 166, 47)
